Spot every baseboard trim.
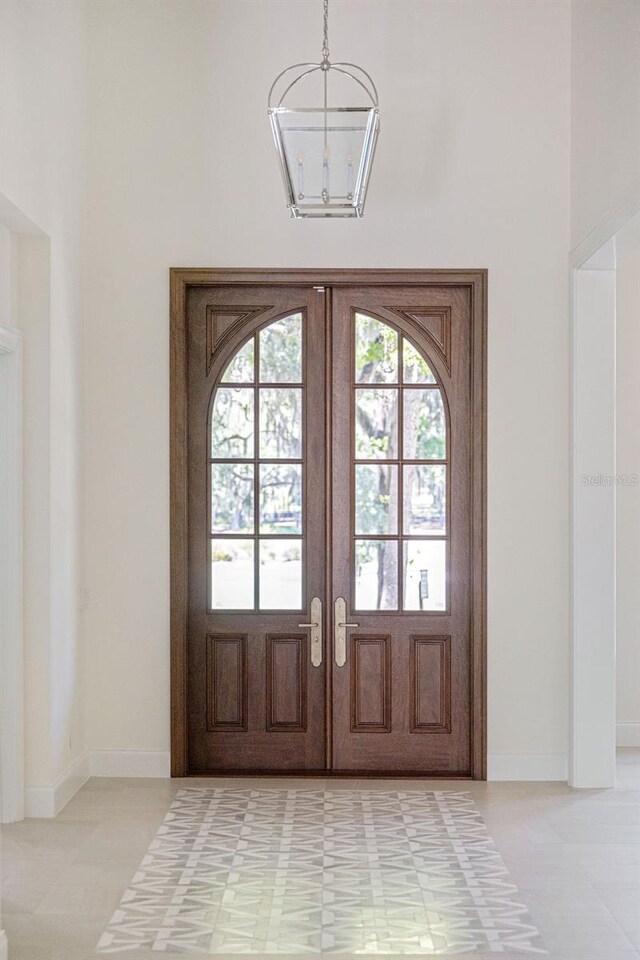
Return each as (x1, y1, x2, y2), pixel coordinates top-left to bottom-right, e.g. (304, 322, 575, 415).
(488, 753, 568, 781)
(24, 753, 90, 818)
(617, 723, 640, 747)
(90, 750, 171, 778)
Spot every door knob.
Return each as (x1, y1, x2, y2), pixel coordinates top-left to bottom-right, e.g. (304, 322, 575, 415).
(298, 597, 322, 667)
(334, 597, 358, 667)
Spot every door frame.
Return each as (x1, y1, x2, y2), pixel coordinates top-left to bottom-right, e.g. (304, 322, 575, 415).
(170, 268, 487, 778)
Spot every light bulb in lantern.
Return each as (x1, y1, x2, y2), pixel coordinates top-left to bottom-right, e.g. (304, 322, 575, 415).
(322, 145, 330, 203)
(346, 155, 354, 200)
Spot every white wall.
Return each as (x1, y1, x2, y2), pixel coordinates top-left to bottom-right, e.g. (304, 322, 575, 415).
(0, 0, 88, 807)
(616, 251, 640, 746)
(571, 0, 640, 248)
(84, 0, 571, 776)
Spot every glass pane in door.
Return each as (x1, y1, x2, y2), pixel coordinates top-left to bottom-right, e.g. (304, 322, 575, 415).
(355, 539, 398, 610)
(259, 540, 303, 609)
(355, 464, 398, 535)
(211, 540, 254, 609)
(259, 314, 302, 383)
(355, 389, 398, 459)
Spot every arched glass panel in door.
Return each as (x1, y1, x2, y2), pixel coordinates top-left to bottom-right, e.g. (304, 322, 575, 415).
(210, 313, 304, 611)
(354, 313, 447, 611)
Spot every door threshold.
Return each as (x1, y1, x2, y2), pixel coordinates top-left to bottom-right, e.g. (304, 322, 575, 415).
(185, 769, 474, 779)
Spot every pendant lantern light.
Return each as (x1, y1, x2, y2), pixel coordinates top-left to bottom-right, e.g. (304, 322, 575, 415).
(268, 0, 379, 218)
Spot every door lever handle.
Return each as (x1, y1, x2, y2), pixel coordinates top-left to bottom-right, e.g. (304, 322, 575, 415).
(298, 597, 322, 667)
(334, 597, 358, 667)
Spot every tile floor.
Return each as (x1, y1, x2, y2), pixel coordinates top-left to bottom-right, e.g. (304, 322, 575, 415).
(1, 750, 639, 960)
(97, 787, 545, 955)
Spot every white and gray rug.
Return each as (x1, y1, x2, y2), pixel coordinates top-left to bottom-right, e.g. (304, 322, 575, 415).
(97, 788, 545, 955)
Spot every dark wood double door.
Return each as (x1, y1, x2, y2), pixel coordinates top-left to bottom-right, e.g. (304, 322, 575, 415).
(173, 270, 486, 777)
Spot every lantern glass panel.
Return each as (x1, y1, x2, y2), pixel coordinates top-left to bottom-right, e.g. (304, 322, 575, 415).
(270, 107, 378, 218)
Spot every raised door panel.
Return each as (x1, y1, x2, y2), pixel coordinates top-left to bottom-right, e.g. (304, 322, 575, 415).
(206, 635, 248, 730)
(350, 636, 391, 732)
(266, 635, 308, 731)
(411, 636, 451, 733)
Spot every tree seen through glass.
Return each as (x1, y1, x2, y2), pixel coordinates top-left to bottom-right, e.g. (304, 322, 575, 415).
(259, 314, 302, 383)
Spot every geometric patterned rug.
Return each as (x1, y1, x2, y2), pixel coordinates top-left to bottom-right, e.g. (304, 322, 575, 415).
(97, 788, 546, 955)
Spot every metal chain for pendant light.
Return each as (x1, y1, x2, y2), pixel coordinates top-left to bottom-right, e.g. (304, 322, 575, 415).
(322, 0, 329, 154)
(322, 0, 330, 62)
